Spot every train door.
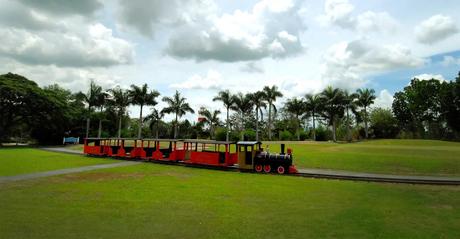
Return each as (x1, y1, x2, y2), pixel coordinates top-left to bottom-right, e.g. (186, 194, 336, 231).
(237, 144, 253, 170)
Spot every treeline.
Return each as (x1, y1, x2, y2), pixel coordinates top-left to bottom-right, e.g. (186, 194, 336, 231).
(1, 72, 459, 144)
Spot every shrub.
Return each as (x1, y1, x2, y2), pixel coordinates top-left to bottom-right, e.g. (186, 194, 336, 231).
(279, 130, 293, 141)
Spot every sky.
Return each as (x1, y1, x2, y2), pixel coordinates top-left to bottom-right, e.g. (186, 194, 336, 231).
(1, 0, 459, 121)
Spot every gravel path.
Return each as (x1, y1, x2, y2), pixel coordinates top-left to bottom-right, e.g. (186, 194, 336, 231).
(0, 161, 140, 184)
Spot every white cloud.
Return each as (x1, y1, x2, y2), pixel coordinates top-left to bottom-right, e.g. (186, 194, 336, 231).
(321, 39, 424, 89)
(0, 23, 134, 67)
(373, 89, 393, 109)
(412, 73, 445, 81)
(240, 62, 264, 73)
(318, 0, 398, 33)
(415, 14, 459, 44)
(17, 0, 103, 17)
(116, 0, 217, 37)
(169, 69, 224, 90)
(165, 0, 306, 62)
(441, 55, 460, 67)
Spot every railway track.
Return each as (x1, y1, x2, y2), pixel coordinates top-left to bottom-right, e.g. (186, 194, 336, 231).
(129, 157, 460, 186)
(41, 148, 460, 186)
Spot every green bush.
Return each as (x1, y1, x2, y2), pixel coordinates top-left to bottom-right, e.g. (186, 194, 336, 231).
(279, 130, 293, 141)
(215, 128, 239, 141)
(315, 125, 331, 141)
(299, 130, 309, 141)
(242, 129, 256, 141)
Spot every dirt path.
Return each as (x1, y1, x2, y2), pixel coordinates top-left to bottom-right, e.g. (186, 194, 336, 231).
(0, 161, 140, 184)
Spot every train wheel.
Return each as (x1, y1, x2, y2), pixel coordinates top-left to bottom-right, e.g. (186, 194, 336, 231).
(255, 164, 263, 172)
(263, 165, 271, 173)
(277, 165, 286, 174)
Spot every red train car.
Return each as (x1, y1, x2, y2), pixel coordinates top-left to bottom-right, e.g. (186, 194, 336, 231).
(83, 138, 297, 174)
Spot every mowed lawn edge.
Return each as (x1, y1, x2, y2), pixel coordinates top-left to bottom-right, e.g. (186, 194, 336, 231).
(0, 163, 459, 239)
(0, 148, 116, 176)
(265, 139, 460, 177)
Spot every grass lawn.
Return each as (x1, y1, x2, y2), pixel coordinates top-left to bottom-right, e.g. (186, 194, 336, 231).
(0, 161, 459, 238)
(265, 139, 460, 177)
(0, 148, 115, 176)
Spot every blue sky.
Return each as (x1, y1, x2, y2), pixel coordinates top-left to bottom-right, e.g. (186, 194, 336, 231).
(0, 0, 459, 120)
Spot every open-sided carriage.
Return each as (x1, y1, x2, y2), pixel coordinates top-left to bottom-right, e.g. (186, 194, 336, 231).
(83, 138, 297, 174)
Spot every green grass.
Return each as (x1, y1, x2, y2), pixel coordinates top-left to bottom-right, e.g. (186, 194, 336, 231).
(265, 139, 460, 176)
(1, 162, 459, 238)
(0, 148, 115, 176)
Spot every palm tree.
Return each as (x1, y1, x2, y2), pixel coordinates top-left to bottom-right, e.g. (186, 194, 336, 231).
(304, 93, 322, 141)
(343, 91, 358, 142)
(342, 91, 358, 142)
(94, 90, 109, 138)
(320, 86, 345, 142)
(83, 80, 102, 138)
(198, 107, 220, 139)
(248, 91, 267, 141)
(162, 90, 195, 139)
(356, 88, 376, 139)
(263, 85, 283, 140)
(108, 87, 131, 138)
(232, 92, 253, 140)
(285, 97, 305, 140)
(213, 90, 235, 141)
(128, 84, 160, 139)
(144, 108, 164, 139)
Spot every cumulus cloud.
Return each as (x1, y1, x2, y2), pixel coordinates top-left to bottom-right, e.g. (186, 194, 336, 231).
(415, 14, 459, 44)
(117, 0, 216, 37)
(412, 73, 446, 81)
(165, 0, 306, 62)
(318, 0, 398, 33)
(240, 62, 264, 73)
(373, 89, 394, 109)
(169, 69, 224, 90)
(441, 55, 460, 66)
(321, 39, 424, 89)
(0, 1, 65, 31)
(17, 0, 103, 17)
(0, 23, 134, 67)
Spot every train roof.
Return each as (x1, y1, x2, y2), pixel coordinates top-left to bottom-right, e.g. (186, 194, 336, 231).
(236, 141, 261, 145)
(85, 138, 181, 141)
(182, 139, 236, 144)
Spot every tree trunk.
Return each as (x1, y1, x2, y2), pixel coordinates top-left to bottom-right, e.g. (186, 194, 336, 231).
(255, 107, 259, 141)
(226, 107, 229, 141)
(346, 108, 351, 142)
(156, 122, 159, 139)
(332, 117, 337, 142)
(86, 118, 90, 138)
(98, 107, 103, 138)
(138, 105, 143, 139)
(364, 106, 368, 139)
(117, 114, 122, 138)
(174, 114, 178, 139)
(297, 116, 300, 141)
(268, 102, 272, 140)
(312, 112, 316, 141)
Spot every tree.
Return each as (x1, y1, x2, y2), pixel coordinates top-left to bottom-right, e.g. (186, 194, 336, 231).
(285, 97, 305, 140)
(94, 89, 108, 138)
(108, 87, 131, 138)
(128, 84, 160, 139)
(320, 86, 344, 142)
(232, 92, 253, 140)
(304, 93, 322, 141)
(162, 90, 195, 139)
(356, 88, 376, 139)
(342, 91, 358, 142)
(248, 91, 267, 141)
(83, 80, 102, 138)
(370, 108, 399, 138)
(263, 85, 283, 140)
(145, 108, 164, 138)
(198, 107, 221, 139)
(213, 90, 235, 141)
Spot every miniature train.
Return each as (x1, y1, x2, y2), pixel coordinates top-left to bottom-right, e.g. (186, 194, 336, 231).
(83, 138, 298, 174)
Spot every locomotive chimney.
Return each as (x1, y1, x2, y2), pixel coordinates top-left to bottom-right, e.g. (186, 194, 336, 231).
(280, 144, 285, 155)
